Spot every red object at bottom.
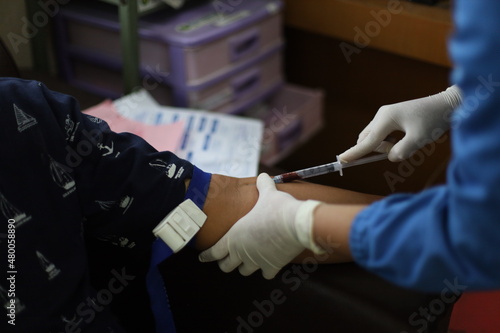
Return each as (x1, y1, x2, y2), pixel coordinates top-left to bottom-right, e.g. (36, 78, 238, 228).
(449, 291, 500, 333)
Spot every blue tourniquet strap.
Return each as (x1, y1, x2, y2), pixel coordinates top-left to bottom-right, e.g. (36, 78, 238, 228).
(147, 241, 176, 333)
(147, 167, 212, 332)
(184, 167, 212, 209)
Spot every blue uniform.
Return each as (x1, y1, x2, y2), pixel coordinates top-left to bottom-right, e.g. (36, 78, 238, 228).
(0, 78, 203, 332)
(350, 0, 500, 292)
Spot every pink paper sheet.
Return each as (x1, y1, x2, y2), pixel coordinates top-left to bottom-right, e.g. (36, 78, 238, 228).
(83, 100, 184, 153)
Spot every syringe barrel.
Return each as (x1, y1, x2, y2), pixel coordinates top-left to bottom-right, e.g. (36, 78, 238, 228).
(295, 162, 339, 179)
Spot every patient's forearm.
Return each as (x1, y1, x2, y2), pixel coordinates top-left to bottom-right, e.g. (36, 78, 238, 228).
(195, 174, 382, 254)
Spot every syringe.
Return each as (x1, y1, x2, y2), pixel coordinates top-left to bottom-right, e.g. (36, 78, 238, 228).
(272, 153, 388, 184)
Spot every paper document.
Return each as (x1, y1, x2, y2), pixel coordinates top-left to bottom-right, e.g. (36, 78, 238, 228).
(83, 99, 185, 153)
(114, 90, 264, 177)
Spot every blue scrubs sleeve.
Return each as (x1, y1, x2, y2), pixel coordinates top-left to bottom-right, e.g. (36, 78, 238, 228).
(350, 0, 500, 292)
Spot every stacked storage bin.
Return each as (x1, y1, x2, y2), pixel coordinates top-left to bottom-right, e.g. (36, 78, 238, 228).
(55, 0, 284, 114)
(54, 0, 323, 165)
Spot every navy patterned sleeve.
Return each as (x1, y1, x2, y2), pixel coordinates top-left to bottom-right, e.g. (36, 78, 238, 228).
(37, 78, 192, 249)
(0, 78, 194, 332)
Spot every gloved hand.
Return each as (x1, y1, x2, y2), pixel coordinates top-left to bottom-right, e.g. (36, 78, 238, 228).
(198, 173, 325, 279)
(339, 85, 462, 162)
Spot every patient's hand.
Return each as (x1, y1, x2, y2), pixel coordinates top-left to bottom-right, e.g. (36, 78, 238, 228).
(199, 173, 326, 279)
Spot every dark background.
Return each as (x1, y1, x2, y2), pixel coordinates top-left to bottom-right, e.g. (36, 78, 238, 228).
(276, 27, 452, 196)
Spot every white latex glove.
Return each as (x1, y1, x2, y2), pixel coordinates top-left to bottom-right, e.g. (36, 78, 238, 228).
(339, 85, 462, 162)
(198, 173, 325, 279)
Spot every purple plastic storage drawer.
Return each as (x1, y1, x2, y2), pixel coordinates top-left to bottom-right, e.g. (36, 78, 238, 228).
(56, 0, 283, 88)
(67, 58, 174, 105)
(65, 47, 283, 114)
(249, 84, 324, 166)
(186, 48, 283, 113)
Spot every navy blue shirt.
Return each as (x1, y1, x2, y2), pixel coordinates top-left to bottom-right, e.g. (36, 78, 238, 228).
(0, 78, 195, 332)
